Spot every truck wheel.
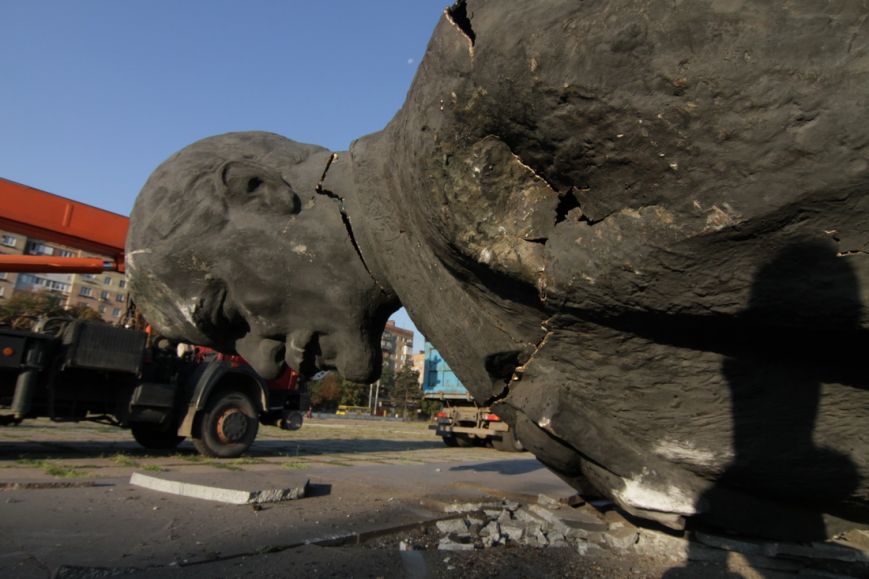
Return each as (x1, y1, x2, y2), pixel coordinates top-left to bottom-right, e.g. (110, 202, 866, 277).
(280, 410, 304, 431)
(454, 434, 475, 447)
(493, 428, 525, 452)
(442, 434, 459, 447)
(131, 423, 184, 450)
(193, 389, 259, 458)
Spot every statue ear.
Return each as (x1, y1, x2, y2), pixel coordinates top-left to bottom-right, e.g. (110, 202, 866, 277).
(220, 160, 301, 215)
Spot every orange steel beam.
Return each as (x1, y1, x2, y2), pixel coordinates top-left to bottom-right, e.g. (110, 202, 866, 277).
(0, 256, 114, 274)
(0, 178, 128, 272)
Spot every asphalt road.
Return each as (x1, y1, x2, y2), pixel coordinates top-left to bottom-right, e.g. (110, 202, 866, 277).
(5, 417, 846, 578)
(1, 417, 626, 578)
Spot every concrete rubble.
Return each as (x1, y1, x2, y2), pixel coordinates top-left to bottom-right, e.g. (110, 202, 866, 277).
(420, 494, 869, 577)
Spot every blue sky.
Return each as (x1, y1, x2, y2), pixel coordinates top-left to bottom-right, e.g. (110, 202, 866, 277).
(1, 0, 449, 350)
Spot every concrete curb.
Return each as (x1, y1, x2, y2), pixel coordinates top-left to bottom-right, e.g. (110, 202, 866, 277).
(129, 472, 309, 505)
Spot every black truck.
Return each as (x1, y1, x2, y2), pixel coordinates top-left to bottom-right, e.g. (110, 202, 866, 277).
(0, 317, 307, 457)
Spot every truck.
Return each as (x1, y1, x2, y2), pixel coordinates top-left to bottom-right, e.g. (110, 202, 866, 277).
(0, 318, 307, 457)
(422, 341, 523, 452)
(0, 179, 308, 457)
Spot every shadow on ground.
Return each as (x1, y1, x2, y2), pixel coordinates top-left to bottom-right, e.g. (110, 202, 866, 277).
(450, 459, 543, 475)
(0, 437, 451, 461)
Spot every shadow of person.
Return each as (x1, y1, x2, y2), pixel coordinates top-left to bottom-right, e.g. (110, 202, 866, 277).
(666, 240, 866, 576)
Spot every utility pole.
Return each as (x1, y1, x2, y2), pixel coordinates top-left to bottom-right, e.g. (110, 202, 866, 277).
(373, 381, 381, 416)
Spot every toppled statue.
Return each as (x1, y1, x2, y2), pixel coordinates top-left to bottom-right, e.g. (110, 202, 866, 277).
(127, 0, 869, 539)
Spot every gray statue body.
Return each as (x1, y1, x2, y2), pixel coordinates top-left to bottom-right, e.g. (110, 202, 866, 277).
(128, 0, 869, 539)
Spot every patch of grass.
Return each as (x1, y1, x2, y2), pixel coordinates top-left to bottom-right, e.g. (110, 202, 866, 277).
(110, 454, 139, 467)
(16, 459, 87, 478)
(142, 464, 165, 472)
(229, 457, 265, 466)
(281, 461, 307, 470)
(176, 453, 204, 462)
(44, 464, 87, 478)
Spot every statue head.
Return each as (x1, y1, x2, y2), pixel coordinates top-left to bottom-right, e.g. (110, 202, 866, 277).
(126, 131, 397, 381)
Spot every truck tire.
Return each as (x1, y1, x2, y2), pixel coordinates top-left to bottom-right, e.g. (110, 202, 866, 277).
(493, 428, 524, 452)
(442, 434, 459, 447)
(454, 434, 475, 447)
(131, 423, 184, 450)
(193, 389, 259, 458)
(280, 410, 304, 431)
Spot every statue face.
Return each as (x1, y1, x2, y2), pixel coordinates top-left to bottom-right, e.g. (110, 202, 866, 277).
(127, 132, 395, 382)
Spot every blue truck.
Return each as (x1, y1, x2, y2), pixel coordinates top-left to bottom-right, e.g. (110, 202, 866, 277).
(422, 342, 523, 452)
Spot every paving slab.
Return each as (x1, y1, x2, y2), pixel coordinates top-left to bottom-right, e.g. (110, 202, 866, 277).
(129, 470, 309, 505)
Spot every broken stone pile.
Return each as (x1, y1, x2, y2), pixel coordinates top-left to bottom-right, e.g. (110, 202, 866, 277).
(435, 496, 606, 552)
(430, 495, 869, 577)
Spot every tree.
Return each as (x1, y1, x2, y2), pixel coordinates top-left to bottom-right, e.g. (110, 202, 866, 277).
(307, 372, 342, 410)
(390, 367, 421, 420)
(339, 378, 368, 407)
(370, 366, 396, 416)
(420, 398, 442, 419)
(0, 291, 102, 326)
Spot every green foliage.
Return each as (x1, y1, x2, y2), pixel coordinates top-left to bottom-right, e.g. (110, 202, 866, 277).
(379, 366, 396, 390)
(339, 379, 368, 406)
(16, 458, 86, 478)
(308, 373, 342, 410)
(420, 398, 442, 418)
(0, 290, 103, 324)
(110, 453, 139, 467)
(390, 367, 422, 419)
(306, 366, 419, 416)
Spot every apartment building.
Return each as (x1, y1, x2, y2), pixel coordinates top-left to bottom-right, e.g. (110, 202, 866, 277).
(66, 267, 129, 322)
(2, 234, 129, 323)
(411, 350, 426, 385)
(0, 228, 25, 300)
(380, 320, 415, 375)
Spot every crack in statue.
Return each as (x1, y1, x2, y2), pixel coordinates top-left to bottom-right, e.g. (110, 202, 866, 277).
(127, 0, 869, 540)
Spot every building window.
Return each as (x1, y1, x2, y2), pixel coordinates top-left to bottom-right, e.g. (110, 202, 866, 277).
(0, 272, 6, 280)
(100, 290, 110, 300)
(118, 279, 126, 289)
(48, 280, 69, 292)
(112, 307, 121, 317)
(103, 276, 112, 285)
(79, 287, 93, 297)
(17, 274, 69, 293)
(27, 242, 54, 256)
(57, 249, 74, 258)
(82, 273, 96, 281)
(1, 235, 16, 247)
(0, 287, 5, 297)
(116, 293, 126, 302)
(98, 304, 106, 314)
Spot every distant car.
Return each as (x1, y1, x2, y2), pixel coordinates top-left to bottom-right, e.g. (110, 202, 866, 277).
(335, 405, 368, 416)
